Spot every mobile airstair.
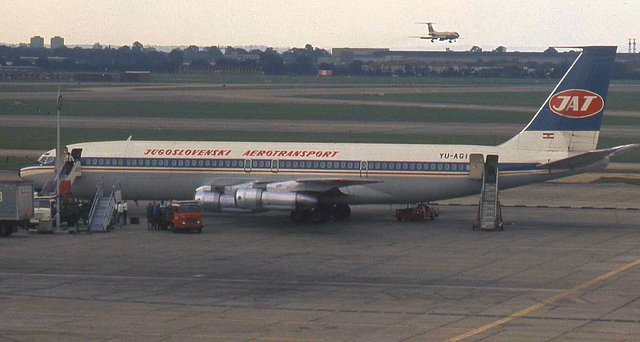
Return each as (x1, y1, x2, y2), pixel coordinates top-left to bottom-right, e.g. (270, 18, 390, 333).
(87, 184, 116, 232)
(473, 154, 503, 231)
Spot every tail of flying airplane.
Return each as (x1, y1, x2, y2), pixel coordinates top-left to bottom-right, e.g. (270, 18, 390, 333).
(427, 23, 435, 34)
(500, 46, 617, 153)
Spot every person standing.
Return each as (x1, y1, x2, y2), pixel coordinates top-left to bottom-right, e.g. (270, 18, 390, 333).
(116, 202, 124, 227)
(122, 201, 128, 226)
(146, 203, 154, 230)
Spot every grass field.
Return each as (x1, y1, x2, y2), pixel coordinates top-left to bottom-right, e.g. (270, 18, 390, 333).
(5, 99, 640, 126)
(299, 90, 640, 112)
(0, 100, 536, 123)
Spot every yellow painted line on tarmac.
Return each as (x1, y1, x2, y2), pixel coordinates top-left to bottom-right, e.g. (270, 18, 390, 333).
(446, 257, 640, 342)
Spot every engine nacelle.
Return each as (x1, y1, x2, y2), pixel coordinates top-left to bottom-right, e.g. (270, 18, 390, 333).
(195, 186, 317, 213)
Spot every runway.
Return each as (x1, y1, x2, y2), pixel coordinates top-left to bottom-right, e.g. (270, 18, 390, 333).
(2, 183, 640, 341)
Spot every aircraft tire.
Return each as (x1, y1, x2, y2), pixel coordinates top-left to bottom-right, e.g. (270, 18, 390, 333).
(310, 207, 330, 224)
(291, 210, 312, 223)
(333, 204, 351, 220)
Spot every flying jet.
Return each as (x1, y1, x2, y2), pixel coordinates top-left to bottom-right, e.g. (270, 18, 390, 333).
(20, 47, 637, 223)
(411, 22, 460, 43)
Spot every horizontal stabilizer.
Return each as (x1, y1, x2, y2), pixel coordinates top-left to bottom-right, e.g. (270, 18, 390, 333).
(537, 144, 640, 170)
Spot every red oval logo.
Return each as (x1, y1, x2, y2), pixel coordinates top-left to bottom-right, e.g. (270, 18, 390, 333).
(548, 89, 604, 118)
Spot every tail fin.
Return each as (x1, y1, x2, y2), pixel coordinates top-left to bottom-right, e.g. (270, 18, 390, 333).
(500, 46, 617, 152)
(427, 23, 435, 34)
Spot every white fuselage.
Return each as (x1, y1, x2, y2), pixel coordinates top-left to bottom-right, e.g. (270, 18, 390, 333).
(19, 140, 603, 204)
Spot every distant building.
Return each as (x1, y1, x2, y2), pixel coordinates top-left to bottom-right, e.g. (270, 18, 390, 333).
(120, 71, 151, 82)
(92, 42, 102, 50)
(30, 36, 44, 49)
(0, 66, 49, 80)
(51, 36, 64, 49)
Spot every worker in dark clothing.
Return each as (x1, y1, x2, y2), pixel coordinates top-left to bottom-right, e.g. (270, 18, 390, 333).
(146, 202, 154, 230)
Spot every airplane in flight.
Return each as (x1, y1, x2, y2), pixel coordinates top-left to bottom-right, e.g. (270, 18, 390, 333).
(411, 22, 460, 43)
(20, 46, 637, 224)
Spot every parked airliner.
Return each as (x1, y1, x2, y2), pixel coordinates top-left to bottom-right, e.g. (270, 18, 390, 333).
(20, 46, 637, 223)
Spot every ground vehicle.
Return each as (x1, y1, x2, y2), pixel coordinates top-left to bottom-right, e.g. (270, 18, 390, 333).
(0, 172, 34, 237)
(171, 201, 203, 233)
(32, 195, 81, 228)
(395, 203, 438, 222)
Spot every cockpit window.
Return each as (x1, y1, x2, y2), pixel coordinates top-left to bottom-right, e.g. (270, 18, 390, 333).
(37, 154, 54, 165)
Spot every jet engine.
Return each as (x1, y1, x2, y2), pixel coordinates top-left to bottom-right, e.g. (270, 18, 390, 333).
(194, 185, 318, 213)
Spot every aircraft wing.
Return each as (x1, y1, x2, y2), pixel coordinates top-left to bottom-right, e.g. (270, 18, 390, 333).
(536, 144, 640, 170)
(253, 178, 382, 193)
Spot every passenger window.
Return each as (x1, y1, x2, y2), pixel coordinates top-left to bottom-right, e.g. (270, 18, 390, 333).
(118, 159, 123, 166)
(437, 164, 443, 170)
(444, 164, 450, 170)
(152, 160, 157, 166)
(326, 162, 332, 168)
(403, 163, 408, 170)
(320, 162, 325, 168)
(172, 160, 177, 166)
(185, 160, 191, 167)
(205, 160, 210, 167)
(431, 164, 436, 170)
(105, 159, 111, 166)
(225, 160, 230, 167)
(374, 163, 380, 169)
(347, 162, 353, 169)
(410, 163, 415, 170)
(341, 162, 347, 168)
(198, 160, 204, 166)
(293, 161, 299, 168)
(416, 163, 422, 170)
(125, 159, 131, 166)
(145, 160, 150, 166)
(382, 163, 387, 169)
(178, 160, 184, 166)
(452, 164, 457, 170)
(231, 160, 238, 167)
(389, 163, 395, 170)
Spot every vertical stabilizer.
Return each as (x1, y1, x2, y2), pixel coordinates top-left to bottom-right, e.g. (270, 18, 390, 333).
(500, 46, 617, 152)
(427, 23, 435, 34)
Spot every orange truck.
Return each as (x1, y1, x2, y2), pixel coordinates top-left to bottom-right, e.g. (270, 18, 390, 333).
(170, 201, 203, 234)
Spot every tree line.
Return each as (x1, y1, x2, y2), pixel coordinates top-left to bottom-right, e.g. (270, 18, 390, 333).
(1, 43, 638, 79)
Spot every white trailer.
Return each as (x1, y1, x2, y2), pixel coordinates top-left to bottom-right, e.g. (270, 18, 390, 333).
(0, 172, 34, 237)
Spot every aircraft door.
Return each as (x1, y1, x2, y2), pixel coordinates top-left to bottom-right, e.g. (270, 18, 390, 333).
(70, 148, 82, 161)
(244, 159, 252, 173)
(360, 161, 368, 178)
(271, 160, 279, 173)
(485, 154, 499, 183)
(469, 153, 484, 180)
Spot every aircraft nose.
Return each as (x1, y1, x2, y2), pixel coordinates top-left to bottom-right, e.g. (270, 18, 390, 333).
(19, 161, 38, 179)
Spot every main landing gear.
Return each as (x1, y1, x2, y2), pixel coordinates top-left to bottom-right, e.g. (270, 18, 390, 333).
(290, 204, 351, 224)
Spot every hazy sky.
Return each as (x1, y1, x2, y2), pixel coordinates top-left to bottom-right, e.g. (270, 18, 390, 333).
(4, 0, 639, 52)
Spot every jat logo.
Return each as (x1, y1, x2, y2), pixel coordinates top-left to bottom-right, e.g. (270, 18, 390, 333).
(549, 89, 604, 118)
